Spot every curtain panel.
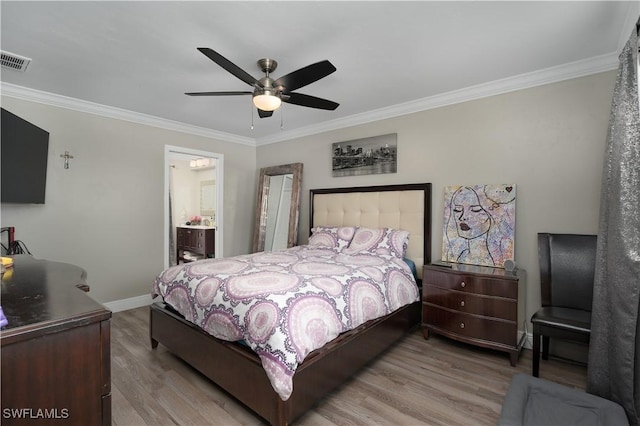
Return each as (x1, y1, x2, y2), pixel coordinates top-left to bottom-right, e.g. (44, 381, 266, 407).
(587, 23, 640, 425)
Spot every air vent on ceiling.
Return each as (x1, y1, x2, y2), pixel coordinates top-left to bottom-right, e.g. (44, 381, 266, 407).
(1, 51, 31, 72)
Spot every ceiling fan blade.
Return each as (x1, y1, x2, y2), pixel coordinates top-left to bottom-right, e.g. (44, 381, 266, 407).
(197, 47, 262, 88)
(283, 92, 339, 110)
(258, 109, 273, 118)
(185, 91, 252, 96)
(274, 60, 336, 92)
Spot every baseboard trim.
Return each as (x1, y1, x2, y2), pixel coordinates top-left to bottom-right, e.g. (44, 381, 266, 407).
(104, 294, 154, 313)
(520, 330, 534, 350)
(525, 331, 533, 350)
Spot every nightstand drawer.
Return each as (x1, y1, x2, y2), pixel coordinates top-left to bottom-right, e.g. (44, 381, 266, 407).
(426, 269, 517, 299)
(422, 304, 516, 346)
(423, 285, 517, 320)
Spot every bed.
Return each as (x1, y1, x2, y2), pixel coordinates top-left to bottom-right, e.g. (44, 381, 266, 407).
(150, 183, 432, 425)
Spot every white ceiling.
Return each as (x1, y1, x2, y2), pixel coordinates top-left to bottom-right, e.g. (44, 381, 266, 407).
(0, 1, 637, 145)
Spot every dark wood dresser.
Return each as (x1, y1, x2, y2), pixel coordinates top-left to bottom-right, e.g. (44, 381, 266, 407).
(0, 255, 111, 425)
(176, 226, 215, 263)
(421, 263, 526, 366)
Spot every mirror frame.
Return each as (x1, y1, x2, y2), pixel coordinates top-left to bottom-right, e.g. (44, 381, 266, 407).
(252, 163, 303, 252)
(200, 179, 216, 217)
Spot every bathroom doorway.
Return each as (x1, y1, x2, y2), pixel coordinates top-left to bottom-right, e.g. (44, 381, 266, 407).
(164, 145, 224, 269)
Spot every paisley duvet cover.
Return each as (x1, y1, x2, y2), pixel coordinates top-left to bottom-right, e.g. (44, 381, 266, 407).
(152, 244, 419, 400)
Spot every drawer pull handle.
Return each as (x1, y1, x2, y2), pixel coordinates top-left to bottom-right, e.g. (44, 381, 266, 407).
(460, 322, 465, 329)
(460, 281, 466, 288)
(460, 300, 465, 307)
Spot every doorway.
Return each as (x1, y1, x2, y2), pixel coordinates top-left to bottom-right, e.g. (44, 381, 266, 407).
(164, 145, 224, 269)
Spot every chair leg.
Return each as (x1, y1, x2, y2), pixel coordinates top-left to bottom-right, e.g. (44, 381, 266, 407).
(542, 336, 550, 360)
(532, 330, 540, 377)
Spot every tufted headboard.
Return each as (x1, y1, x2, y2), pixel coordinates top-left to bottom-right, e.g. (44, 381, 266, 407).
(309, 183, 432, 280)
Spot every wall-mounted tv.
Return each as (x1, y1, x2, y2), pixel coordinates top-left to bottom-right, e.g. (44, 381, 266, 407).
(1, 108, 50, 204)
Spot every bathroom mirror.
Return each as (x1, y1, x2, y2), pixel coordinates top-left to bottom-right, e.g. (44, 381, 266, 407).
(200, 180, 215, 218)
(252, 163, 303, 252)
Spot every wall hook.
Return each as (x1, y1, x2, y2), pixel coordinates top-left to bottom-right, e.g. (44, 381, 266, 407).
(60, 151, 74, 169)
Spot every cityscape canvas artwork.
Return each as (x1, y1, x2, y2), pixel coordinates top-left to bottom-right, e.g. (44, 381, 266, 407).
(441, 184, 516, 268)
(332, 133, 397, 177)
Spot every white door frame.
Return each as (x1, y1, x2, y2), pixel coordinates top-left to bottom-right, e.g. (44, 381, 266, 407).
(164, 145, 224, 269)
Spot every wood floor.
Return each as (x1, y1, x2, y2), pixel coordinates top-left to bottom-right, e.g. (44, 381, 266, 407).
(111, 306, 587, 425)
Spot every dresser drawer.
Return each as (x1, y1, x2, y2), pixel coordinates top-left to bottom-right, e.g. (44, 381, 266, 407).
(423, 285, 517, 320)
(422, 304, 517, 346)
(426, 268, 517, 299)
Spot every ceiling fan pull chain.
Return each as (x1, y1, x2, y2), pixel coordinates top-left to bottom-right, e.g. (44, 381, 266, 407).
(250, 102, 255, 130)
(280, 105, 284, 130)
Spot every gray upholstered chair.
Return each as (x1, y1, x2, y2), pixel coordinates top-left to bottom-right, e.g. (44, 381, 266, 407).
(498, 373, 628, 426)
(531, 233, 597, 377)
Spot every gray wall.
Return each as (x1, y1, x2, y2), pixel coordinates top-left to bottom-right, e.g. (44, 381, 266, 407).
(1, 70, 616, 319)
(0, 96, 257, 303)
(256, 70, 617, 326)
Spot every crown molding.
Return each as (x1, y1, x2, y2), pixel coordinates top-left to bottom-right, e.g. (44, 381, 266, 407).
(0, 82, 256, 146)
(256, 52, 618, 146)
(1, 51, 618, 148)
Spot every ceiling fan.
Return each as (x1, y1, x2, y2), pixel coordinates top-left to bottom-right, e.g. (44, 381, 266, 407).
(186, 48, 339, 118)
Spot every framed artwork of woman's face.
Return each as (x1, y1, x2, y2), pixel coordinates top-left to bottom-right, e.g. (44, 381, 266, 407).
(442, 184, 516, 268)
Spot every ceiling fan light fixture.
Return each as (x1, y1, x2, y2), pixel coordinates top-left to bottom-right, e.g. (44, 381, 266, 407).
(253, 90, 282, 111)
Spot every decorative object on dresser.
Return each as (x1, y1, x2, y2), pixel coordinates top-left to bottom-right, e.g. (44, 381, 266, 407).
(441, 184, 516, 268)
(0, 255, 112, 425)
(150, 183, 431, 426)
(176, 226, 215, 263)
(422, 262, 526, 366)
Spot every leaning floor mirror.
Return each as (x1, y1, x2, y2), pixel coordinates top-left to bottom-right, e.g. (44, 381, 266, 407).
(252, 163, 303, 252)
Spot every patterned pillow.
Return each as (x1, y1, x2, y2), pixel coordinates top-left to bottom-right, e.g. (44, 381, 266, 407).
(308, 226, 357, 251)
(343, 227, 410, 258)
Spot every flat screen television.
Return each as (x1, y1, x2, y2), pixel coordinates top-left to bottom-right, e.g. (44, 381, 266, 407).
(1, 108, 50, 204)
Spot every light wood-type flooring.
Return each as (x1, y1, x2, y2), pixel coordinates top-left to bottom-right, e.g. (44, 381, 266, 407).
(111, 306, 587, 425)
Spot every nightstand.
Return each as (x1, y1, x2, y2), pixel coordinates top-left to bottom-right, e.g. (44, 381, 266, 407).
(421, 263, 526, 366)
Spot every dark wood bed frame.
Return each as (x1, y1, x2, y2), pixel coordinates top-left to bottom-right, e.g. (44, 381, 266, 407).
(150, 183, 432, 425)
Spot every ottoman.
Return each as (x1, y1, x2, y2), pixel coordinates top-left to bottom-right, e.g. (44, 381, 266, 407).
(498, 373, 628, 426)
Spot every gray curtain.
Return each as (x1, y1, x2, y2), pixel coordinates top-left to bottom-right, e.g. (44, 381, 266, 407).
(587, 24, 640, 425)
